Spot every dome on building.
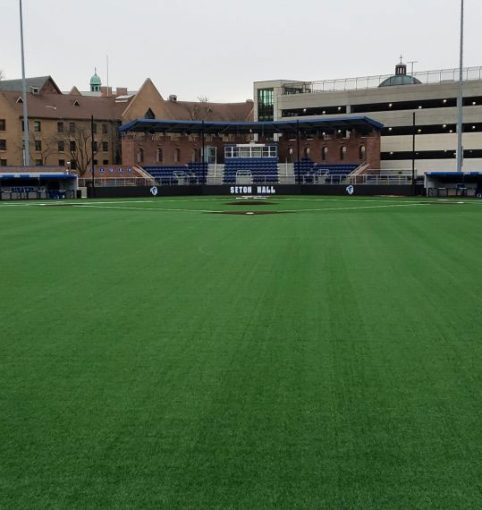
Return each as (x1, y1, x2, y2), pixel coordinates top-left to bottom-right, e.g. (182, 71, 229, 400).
(379, 61, 422, 87)
(90, 70, 102, 92)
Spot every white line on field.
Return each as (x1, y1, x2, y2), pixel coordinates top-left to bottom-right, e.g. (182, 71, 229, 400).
(53, 201, 435, 215)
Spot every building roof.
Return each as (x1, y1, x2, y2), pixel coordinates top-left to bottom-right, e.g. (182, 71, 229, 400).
(158, 99, 254, 122)
(119, 115, 383, 135)
(0, 90, 131, 121)
(0, 76, 61, 94)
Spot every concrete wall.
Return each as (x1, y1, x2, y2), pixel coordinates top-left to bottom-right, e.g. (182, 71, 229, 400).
(254, 78, 482, 174)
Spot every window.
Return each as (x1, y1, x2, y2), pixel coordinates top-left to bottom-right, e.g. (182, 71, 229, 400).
(137, 147, 144, 164)
(103, 159, 109, 165)
(102, 124, 108, 134)
(58, 141, 65, 152)
(92, 123, 97, 134)
(340, 146, 347, 161)
(359, 145, 366, 161)
(69, 122, 75, 134)
(156, 147, 163, 163)
(144, 109, 155, 120)
(93, 141, 98, 152)
(33, 120, 41, 132)
(322, 146, 328, 161)
(257, 88, 274, 121)
(0, 139, 6, 150)
(102, 141, 108, 152)
(57, 121, 64, 133)
(93, 160, 98, 165)
(70, 140, 76, 152)
(58, 159, 65, 167)
(174, 148, 181, 163)
(0, 159, 7, 166)
(35, 140, 42, 151)
(0, 119, 5, 131)
(35, 159, 43, 166)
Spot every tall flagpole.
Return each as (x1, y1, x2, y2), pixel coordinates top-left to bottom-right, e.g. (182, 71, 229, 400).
(19, 0, 30, 166)
(456, 0, 464, 172)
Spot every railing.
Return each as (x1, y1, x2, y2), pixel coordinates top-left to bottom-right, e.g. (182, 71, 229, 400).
(300, 174, 413, 185)
(282, 66, 482, 94)
(77, 175, 413, 187)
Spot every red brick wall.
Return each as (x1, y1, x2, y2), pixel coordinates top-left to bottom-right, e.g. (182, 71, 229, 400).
(122, 130, 381, 168)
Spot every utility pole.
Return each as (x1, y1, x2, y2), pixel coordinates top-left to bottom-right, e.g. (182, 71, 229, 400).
(412, 112, 416, 195)
(91, 115, 95, 196)
(19, 0, 30, 166)
(456, 0, 465, 172)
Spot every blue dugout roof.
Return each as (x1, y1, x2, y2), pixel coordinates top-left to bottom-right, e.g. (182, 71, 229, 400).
(119, 115, 383, 135)
(426, 172, 482, 176)
(0, 173, 76, 180)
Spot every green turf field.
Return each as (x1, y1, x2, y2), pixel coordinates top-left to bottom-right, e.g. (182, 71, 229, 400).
(1, 195, 482, 509)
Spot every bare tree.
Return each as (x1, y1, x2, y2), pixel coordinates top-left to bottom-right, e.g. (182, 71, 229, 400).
(0, 70, 4, 81)
(15, 131, 58, 166)
(67, 125, 94, 176)
(197, 95, 209, 103)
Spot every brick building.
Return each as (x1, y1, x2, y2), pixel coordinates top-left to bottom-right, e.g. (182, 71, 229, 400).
(0, 74, 254, 173)
(0, 76, 127, 173)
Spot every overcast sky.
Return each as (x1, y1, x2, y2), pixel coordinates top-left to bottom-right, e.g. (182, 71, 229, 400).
(1, 0, 481, 102)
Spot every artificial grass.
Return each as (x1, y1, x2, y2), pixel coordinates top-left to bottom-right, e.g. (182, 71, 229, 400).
(1, 196, 481, 509)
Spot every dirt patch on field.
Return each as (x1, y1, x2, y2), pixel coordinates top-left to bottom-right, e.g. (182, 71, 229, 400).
(214, 210, 290, 216)
(225, 201, 278, 206)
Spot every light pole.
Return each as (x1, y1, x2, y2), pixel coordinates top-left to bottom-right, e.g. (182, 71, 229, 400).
(91, 115, 95, 196)
(19, 0, 30, 166)
(412, 112, 416, 195)
(456, 0, 465, 172)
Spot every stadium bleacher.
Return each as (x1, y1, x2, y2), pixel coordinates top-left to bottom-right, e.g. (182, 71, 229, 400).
(224, 157, 278, 184)
(143, 162, 207, 185)
(295, 159, 358, 183)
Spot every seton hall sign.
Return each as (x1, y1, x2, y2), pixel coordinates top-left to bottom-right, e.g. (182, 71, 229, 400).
(229, 186, 277, 195)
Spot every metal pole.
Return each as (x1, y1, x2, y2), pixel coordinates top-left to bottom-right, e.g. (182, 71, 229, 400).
(412, 112, 416, 195)
(296, 120, 301, 185)
(456, 0, 464, 172)
(91, 115, 95, 196)
(201, 120, 206, 185)
(19, 0, 30, 166)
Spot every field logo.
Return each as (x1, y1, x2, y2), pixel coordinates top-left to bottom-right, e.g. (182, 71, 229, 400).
(346, 185, 354, 195)
(150, 186, 159, 196)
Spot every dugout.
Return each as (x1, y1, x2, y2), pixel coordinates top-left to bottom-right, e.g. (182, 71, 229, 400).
(425, 172, 482, 197)
(0, 172, 78, 200)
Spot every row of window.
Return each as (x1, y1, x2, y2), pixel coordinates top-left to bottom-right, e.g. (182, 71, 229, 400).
(382, 150, 482, 160)
(0, 159, 113, 167)
(382, 122, 482, 136)
(281, 96, 482, 118)
(17, 120, 111, 134)
(56, 121, 110, 134)
(305, 145, 366, 161)
(137, 147, 199, 164)
(0, 139, 110, 152)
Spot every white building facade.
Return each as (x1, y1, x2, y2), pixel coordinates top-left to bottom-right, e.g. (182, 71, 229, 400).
(254, 64, 482, 175)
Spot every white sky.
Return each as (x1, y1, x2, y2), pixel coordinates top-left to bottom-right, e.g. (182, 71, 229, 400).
(1, 0, 481, 102)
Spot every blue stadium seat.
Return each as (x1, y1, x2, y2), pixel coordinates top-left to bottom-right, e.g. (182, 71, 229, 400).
(224, 157, 279, 184)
